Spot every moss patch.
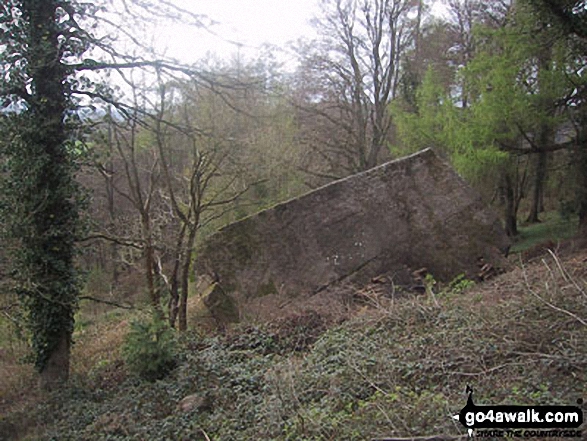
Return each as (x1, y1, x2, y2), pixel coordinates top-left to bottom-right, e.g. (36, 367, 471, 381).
(226, 221, 259, 266)
(203, 283, 240, 323)
(255, 280, 278, 298)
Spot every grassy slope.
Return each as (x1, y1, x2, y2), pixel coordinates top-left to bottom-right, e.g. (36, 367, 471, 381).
(1, 248, 586, 440)
(511, 211, 578, 253)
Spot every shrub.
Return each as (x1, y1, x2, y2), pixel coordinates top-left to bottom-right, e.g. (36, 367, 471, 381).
(122, 312, 177, 381)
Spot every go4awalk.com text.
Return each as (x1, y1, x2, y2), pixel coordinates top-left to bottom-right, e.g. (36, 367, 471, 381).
(452, 387, 583, 438)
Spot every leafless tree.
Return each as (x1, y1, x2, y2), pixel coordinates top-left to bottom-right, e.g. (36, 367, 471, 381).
(294, 0, 419, 181)
(152, 78, 253, 330)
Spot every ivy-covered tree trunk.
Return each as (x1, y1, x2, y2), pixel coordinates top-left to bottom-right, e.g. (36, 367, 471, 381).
(6, 0, 80, 389)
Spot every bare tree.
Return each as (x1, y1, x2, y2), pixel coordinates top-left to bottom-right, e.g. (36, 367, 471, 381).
(85, 61, 288, 329)
(97, 76, 164, 311)
(153, 79, 249, 330)
(294, 0, 419, 180)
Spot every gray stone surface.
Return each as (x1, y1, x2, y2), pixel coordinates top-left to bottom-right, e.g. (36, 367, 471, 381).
(198, 148, 510, 323)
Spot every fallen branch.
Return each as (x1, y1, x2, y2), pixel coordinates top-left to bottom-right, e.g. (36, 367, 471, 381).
(521, 259, 587, 327)
(199, 428, 211, 441)
(78, 296, 134, 310)
(546, 249, 587, 298)
(453, 361, 527, 377)
(511, 350, 586, 366)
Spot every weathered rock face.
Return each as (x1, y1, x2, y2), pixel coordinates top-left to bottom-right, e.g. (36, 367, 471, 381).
(198, 148, 510, 323)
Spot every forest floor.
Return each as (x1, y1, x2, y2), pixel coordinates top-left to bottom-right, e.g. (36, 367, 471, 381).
(1, 240, 586, 440)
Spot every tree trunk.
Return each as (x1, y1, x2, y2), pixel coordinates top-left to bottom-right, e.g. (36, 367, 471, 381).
(527, 46, 553, 223)
(527, 150, 547, 223)
(178, 259, 190, 332)
(39, 331, 70, 390)
(178, 224, 198, 332)
(502, 171, 518, 237)
(106, 113, 118, 291)
(141, 214, 160, 311)
(19, 0, 78, 388)
(577, 144, 587, 244)
(168, 267, 180, 327)
(168, 225, 186, 328)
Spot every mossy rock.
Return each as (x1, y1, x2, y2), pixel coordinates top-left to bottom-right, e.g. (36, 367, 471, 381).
(203, 283, 240, 323)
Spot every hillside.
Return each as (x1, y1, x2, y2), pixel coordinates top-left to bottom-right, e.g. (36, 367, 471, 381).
(1, 248, 586, 440)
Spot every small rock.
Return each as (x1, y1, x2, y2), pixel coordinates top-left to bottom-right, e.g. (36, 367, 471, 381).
(177, 393, 212, 413)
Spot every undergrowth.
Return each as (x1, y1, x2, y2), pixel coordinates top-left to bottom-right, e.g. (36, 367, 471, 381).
(1, 251, 586, 440)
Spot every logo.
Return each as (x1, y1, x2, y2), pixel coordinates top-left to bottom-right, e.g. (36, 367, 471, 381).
(452, 386, 583, 438)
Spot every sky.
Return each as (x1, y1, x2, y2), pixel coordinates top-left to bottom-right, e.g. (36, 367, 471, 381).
(154, 0, 320, 67)
(151, 0, 447, 68)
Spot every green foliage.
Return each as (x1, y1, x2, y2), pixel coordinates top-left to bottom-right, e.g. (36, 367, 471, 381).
(122, 313, 178, 381)
(447, 274, 476, 295)
(421, 273, 475, 302)
(391, 67, 451, 155)
(462, 25, 567, 143)
(392, 64, 512, 184)
(423, 273, 437, 292)
(526, 0, 587, 41)
(392, 8, 574, 185)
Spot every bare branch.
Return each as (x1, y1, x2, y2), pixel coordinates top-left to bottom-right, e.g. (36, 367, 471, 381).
(78, 296, 134, 310)
(78, 233, 144, 249)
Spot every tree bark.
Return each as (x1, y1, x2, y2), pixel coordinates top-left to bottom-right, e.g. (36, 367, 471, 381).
(142, 213, 160, 311)
(502, 171, 518, 237)
(179, 220, 199, 332)
(168, 226, 185, 328)
(39, 331, 71, 390)
(527, 45, 553, 223)
(106, 113, 119, 291)
(178, 253, 191, 332)
(526, 150, 547, 223)
(577, 144, 587, 244)
(20, 0, 78, 387)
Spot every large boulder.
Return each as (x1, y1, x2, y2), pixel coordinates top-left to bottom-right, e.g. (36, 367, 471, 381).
(198, 148, 510, 323)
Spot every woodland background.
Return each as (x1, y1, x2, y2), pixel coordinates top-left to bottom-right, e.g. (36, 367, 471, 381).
(0, 0, 586, 410)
